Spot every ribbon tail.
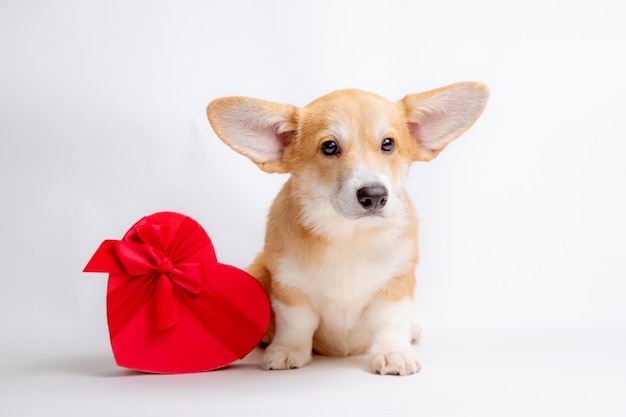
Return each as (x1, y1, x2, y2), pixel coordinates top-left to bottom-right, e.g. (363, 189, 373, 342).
(153, 275, 180, 332)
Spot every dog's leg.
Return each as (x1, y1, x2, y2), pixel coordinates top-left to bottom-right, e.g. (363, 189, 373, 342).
(366, 298, 421, 375)
(410, 323, 422, 345)
(261, 300, 320, 370)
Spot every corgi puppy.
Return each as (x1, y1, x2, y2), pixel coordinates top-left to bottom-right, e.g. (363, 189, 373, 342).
(207, 82, 489, 375)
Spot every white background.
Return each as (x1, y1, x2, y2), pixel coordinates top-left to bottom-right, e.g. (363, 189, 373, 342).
(1, 1, 625, 416)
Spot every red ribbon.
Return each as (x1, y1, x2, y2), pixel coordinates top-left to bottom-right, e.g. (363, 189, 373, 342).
(84, 214, 265, 360)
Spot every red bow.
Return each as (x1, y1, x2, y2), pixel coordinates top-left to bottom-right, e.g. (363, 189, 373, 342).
(84, 229, 205, 333)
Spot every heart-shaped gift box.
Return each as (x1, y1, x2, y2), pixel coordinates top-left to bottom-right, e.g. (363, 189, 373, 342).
(84, 212, 270, 373)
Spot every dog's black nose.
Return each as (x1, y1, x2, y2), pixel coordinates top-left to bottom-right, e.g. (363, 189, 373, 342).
(357, 185, 388, 211)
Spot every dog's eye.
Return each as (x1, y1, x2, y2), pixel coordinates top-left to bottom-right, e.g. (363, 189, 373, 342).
(381, 138, 395, 153)
(321, 140, 340, 156)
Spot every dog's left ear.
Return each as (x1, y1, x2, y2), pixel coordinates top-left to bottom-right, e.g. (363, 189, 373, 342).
(402, 82, 489, 161)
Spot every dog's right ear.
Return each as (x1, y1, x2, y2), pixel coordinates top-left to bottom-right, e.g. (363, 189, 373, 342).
(207, 97, 298, 173)
(402, 82, 489, 162)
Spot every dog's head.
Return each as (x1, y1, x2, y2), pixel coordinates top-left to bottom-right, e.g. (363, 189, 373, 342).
(207, 83, 488, 229)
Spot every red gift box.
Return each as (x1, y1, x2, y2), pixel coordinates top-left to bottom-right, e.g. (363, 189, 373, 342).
(84, 212, 270, 373)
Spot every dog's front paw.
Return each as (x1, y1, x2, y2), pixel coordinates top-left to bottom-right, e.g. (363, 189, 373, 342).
(369, 350, 421, 376)
(261, 344, 312, 371)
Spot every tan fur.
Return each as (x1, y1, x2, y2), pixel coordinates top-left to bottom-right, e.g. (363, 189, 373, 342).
(207, 82, 489, 374)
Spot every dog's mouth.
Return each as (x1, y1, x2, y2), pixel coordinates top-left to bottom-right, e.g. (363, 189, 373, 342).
(354, 210, 387, 219)
(334, 203, 389, 221)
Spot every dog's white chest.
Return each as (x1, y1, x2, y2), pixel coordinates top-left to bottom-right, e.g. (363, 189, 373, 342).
(276, 225, 413, 327)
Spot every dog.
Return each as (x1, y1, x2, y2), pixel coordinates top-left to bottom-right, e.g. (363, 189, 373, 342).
(207, 82, 489, 375)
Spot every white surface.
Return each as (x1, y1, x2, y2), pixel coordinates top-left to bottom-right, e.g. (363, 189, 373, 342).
(2, 326, 625, 417)
(1, 1, 625, 416)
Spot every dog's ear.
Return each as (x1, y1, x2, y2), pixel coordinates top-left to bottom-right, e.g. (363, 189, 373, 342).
(402, 82, 489, 161)
(207, 97, 298, 173)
